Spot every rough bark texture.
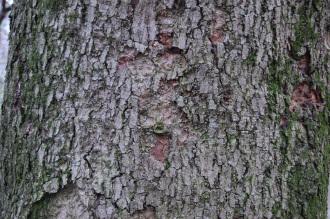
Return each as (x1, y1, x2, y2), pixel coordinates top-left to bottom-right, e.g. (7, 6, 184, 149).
(0, 0, 329, 218)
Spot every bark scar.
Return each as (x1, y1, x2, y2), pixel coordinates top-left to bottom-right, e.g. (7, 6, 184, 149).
(150, 135, 170, 162)
(289, 81, 324, 112)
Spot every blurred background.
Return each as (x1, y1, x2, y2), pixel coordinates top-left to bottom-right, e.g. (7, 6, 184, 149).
(0, 0, 11, 105)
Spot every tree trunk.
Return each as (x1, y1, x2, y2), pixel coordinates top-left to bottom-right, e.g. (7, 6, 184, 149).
(0, 0, 329, 218)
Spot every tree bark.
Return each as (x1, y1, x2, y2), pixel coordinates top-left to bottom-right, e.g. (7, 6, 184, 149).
(0, 0, 329, 218)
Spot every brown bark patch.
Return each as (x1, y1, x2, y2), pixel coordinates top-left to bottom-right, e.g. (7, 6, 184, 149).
(158, 32, 173, 48)
(118, 49, 137, 66)
(297, 50, 311, 75)
(158, 79, 179, 96)
(131, 207, 157, 219)
(165, 79, 179, 87)
(280, 116, 288, 128)
(150, 136, 170, 162)
(209, 30, 225, 45)
(289, 81, 324, 112)
(158, 52, 179, 70)
(118, 56, 134, 66)
(209, 10, 226, 45)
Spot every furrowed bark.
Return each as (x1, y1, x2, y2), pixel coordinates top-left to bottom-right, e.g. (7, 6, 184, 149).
(0, 0, 329, 218)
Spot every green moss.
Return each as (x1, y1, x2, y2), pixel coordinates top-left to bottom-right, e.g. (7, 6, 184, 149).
(64, 61, 74, 76)
(28, 51, 40, 72)
(243, 51, 257, 65)
(40, 0, 66, 12)
(266, 60, 296, 114)
(67, 12, 79, 22)
(59, 28, 78, 41)
(153, 121, 168, 135)
(201, 132, 209, 140)
(272, 202, 281, 216)
(312, 0, 322, 9)
(200, 192, 210, 201)
(286, 164, 327, 219)
(269, 52, 329, 218)
(229, 137, 237, 145)
(115, 149, 122, 160)
(27, 195, 50, 219)
(164, 159, 171, 170)
(291, 3, 318, 57)
(284, 104, 330, 218)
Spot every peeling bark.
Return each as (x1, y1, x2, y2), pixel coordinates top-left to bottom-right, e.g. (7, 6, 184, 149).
(0, 0, 329, 218)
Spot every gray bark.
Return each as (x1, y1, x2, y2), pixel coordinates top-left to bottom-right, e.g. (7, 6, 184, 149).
(0, 0, 329, 218)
